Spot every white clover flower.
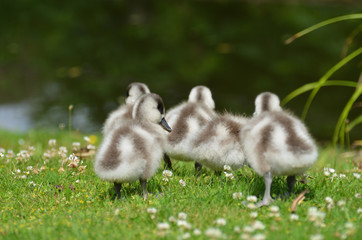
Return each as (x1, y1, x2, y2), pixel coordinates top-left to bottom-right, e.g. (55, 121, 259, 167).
(247, 203, 257, 209)
(323, 171, 330, 176)
(21, 175, 27, 179)
(72, 142, 81, 151)
(178, 212, 187, 220)
(28, 181, 36, 187)
(7, 150, 15, 158)
(147, 207, 157, 214)
(0, 148, 5, 153)
(224, 172, 234, 180)
(357, 208, 362, 214)
(325, 197, 333, 204)
(233, 192, 243, 200)
(355, 193, 361, 199)
(269, 205, 279, 212)
(344, 222, 354, 229)
(250, 212, 258, 218)
(223, 165, 231, 172)
(328, 168, 335, 173)
(290, 214, 299, 221)
(157, 222, 170, 230)
(0, 152, 4, 158)
(48, 139, 57, 146)
(205, 228, 223, 238)
(252, 220, 265, 230)
(114, 208, 120, 216)
(215, 218, 226, 226)
(234, 226, 241, 233)
(337, 200, 346, 207)
(177, 220, 192, 230)
(193, 228, 202, 236)
(247, 195, 258, 203)
(308, 207, 326, 227)
(339, 174, 346, 178)
(353, 173, 360, 179)
(179, 179, 186, 187)
(253, 233, 267, 240)
(169, 216, 177, 223)
(180, 232, 191, 239)
(27, 166, 33, 171)
(87, 144, 96, 150)
(16, 169, 21, 173)
(162, 170, 173, 178)
(58, 146, 68, 158)
(43, 152, 51, 160)
(310, 234, 324, 240)
(243, 225, 255, 233)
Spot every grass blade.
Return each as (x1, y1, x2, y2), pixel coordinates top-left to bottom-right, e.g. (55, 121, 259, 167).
(301, 47, 362, 121)
(281, 80, 358, 106)
(346, 114, 362, 132)
(285, 13, 362, 44)
(332, 82, 362, 147)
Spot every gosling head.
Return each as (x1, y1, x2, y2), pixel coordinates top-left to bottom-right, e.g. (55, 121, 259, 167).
(188, 85, 215, 109)
(132, 93, 172, 132)
(125, 82, 151, 105)
(254, 92, 282, 116)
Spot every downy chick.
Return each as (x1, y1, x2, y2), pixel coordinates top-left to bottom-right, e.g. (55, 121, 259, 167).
(102, 82, 150, 136)
(242, 92, 318, 207)
(164, 85, 216, 171)
(94, 93, 172, 200)
(188, 113, 248, 172)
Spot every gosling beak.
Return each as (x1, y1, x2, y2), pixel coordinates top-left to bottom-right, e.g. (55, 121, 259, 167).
(160, 117, 172, 132)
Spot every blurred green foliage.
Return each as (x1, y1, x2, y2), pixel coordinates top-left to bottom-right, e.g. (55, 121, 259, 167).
(0, 0, 361, 140)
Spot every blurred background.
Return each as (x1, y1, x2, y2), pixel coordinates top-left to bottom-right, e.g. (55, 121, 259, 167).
(0, 0, 361, 142)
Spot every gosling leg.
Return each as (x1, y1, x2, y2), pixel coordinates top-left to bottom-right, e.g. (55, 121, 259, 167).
(163, 153, 172, 170)
(195, 162, 202, 174)
(140, 179, 148, 200)
(287, 175, 296, 195)
(114, 182, 122, 200)
(257, 171, 273, 207)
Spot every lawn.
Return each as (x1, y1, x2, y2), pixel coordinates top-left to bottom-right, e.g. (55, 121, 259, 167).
(0, 129, 361, 240)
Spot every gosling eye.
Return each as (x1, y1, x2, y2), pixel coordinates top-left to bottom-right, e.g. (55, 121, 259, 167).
(157, 102, 164, 115)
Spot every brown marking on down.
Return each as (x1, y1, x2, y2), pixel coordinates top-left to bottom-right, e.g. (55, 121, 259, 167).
(196, 87, 204, 102)
(100, 127, 130, 170)
(133, 95, 147, 119)
(273, 112, 312, 153)
(193, 117, 221, 147)
(169, 103, 215, 145)
(261, 93, 271, 112)
(131, 131, 151, 178)
(224, 118, 242, 141)
(256, 124, 273, 173)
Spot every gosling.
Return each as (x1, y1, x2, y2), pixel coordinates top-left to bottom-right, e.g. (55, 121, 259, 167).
(188, 113, 248, 172)
(164, 85, 216, 171)
(102, 82, 150, 136)
(242, 92, 318, 207)
(94, 93, 172, 200)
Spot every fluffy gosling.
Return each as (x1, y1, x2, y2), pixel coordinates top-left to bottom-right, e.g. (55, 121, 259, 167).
(164, 85, 216, 170)
(102, 82, 150, 136)
(242, 92, 318, 207)
(94, 93, 172, 200)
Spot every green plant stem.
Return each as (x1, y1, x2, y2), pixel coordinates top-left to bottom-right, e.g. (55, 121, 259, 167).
(301, 47, 362, 121)
(281, 80, 358, 106)
(285, 13, 362, 44)
(332, 84, 362, 147)
(346, 114, 362, 132)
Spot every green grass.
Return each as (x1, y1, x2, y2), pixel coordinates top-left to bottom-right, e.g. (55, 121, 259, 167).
(0, 129, 361, 240)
